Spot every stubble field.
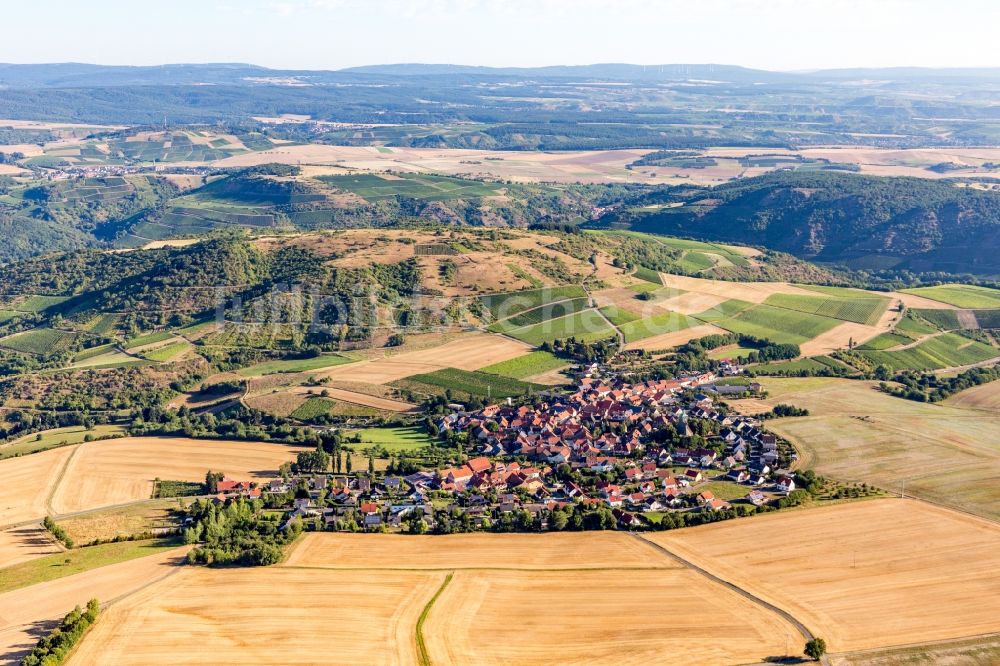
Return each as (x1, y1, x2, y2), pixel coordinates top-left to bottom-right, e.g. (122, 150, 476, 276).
(730, 377, 1000, 520)
(48, 437, 308, 515)
(0, 546, 187, 665)
(69, 567, 443, 666)
(651, 499, 1000, 652)
(71, 531, 798, 666)
(422, 568, 796, 666)
(284, 531, 667, 570)
(0, 446, 76, 526)
(316, 333, 530, 384)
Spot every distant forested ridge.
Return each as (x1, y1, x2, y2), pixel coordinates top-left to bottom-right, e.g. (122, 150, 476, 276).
(2, 63, 1000, 148)
(595, 172, 1000, 277)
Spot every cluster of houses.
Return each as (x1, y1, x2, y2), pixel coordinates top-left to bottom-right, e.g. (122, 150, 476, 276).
(208, 374, 798, 532)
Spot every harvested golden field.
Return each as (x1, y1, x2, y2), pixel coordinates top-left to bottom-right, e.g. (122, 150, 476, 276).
(658, 273, 828, 303)
(943, 379, 1000, 412)
(69, 567, 444, 666)
(657, 290, 730, 314)
(651, 500, 1000, 652)
(0, 446, 76, 527)
(732, 377, 1000, 520)
(624, 323, 727, 351)
(49, 437, 308, 515)
(829, 634, 1000, 666)
(214, 144, 660, 184)
(797, 320, 885, 356)
(140, 238, 201, 249)
(284, 531, 667, 570)
(243, 391, 309, 417)
(0, 546, 186, 665)
(423, 568, 797, 665)
(0, 525, 61, 567)
(591, 285, 685, 313)
(317, 333, 530, 384)
(286, 386, 417, 412)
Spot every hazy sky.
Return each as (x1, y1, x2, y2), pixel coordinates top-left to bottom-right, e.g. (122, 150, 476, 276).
(2, 0, 996, 71)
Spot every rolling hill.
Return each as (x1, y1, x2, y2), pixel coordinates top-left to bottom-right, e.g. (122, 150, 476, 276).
(597, 171, 1000, 276)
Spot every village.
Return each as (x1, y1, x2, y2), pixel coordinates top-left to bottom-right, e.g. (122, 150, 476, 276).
(206, 368, 804, 534)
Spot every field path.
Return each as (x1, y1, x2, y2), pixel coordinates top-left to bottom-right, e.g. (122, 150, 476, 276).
(44, 443, 82, 516)
(629, 533, 826, 665)
(416, 573, 453, 666)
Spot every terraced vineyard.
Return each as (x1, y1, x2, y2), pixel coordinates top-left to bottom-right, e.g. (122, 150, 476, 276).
(901, 284, 1000, 309)
(766, 292, 890, 325)
(0, 327, 79, 354)
(715, 303, 840, 345)
(479, 351, 567, 380)
(487, 297, 591, 333)
(857, 332, 914, 350)
(504, 309, 617, 346)
(856, 332, 999, 371)
(480, 286, 588, 321)
(395, 367, 542, 399)
(618, 311, 696, 343)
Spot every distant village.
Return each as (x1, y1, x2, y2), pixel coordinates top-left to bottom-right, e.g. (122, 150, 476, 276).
(206, 367, 805, 534)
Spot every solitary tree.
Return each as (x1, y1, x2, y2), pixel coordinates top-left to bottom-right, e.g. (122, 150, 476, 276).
(804, 638, 827, 661)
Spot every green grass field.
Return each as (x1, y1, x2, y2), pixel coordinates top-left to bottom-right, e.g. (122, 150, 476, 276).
(597, 306, 642, 327)
(706, 343, 761, 360)
(353, 426, 434, 453)
(0, 310, 22, 324)
(290, 397, 336, 421)
(694, 480, 753, 501)
(479, 350, 568, 380)
(857, 332, 999, 371)
(237, 354, 355, 376)
(796, 284, 885, 298)
(674, 251, 717, 273)
(749, 357, 832, 374)
(398, 367, 542, 399)
(125, 331, 175, 349)
(765, 293, 890, 326)
(14, 295, 70, 313)
(618, 311, 695, 343)
(0, 538, 179, 594)
(896, 312, 939, 336)
(1, 425, 126, 460)
(0, 328, 79, 354)
(716, 304, 839, 345)
(856, 332, 915, 351)
(632, 266, 664, 285)
(504, 309, 616, 346)
(480, 285, 587, 320)
(317, 173, 503, 201)
(692, 299, 755, 322)
(142, 341, 191, 363)
(72, 344, 116, 362)
(626, 282, 661, 294)
(901, 284, 1000, 309)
